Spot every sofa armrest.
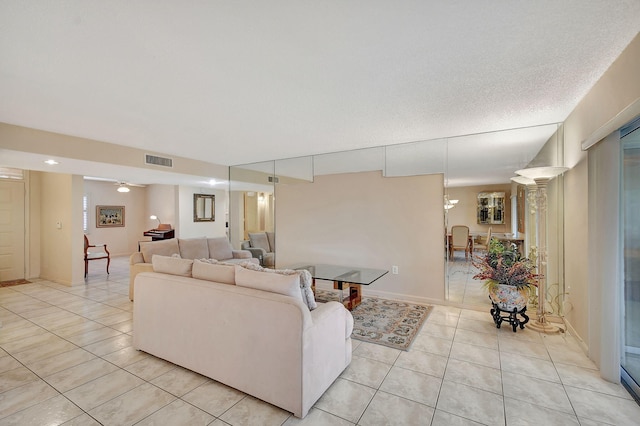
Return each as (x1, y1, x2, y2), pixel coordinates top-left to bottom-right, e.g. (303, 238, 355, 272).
(129, 262, 154, 301)
(241, 247, 266, 259)
(309, 301, 353, 337)
(302, 301, 353, 416)
(232, 249, 254, 259)
(130, 252, 144, 265)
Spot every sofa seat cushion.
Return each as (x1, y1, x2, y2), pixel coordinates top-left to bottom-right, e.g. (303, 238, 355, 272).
(152, 254, 194, 277)
(235, 265, 302, 301)
(178, 238, 210, 260)
(208, 237, 234, 261)
(140, 238, 180, 263)
(192, 259, 236, 285)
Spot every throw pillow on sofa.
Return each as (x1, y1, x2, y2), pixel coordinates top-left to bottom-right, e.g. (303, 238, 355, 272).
(192, 259, 236, 285)
(152, 254, 194, 277)
(238, 263, 317, 310)
(235, 265, 303, 302)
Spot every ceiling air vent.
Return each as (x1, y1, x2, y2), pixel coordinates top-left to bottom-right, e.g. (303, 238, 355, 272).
(145, 154, 173, 168)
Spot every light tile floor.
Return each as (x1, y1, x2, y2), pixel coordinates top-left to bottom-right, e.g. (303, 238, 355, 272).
(447, 253, 487, 306)
(1, 256, 639, 425)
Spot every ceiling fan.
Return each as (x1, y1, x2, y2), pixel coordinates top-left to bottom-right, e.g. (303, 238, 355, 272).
(83, 176, 146, 192)
(114, 181, 145, 193)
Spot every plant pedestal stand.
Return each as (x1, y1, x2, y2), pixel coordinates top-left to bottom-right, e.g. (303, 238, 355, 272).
(490, 300, 529, 332)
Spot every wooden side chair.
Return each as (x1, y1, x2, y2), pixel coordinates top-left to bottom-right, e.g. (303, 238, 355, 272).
(449, 225, 471, 259)
(84, 235, 110, 278)
(474, 227, 492, 252)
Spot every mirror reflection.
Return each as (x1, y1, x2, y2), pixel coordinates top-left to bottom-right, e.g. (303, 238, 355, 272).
(229, 161, 276, 268)
(230, 123, 565, 311)
(477, 192, 505, 224)
(193, 193, 215, 222)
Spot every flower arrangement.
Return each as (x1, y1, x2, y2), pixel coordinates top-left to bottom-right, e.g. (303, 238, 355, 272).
(472, 238, 539, 295)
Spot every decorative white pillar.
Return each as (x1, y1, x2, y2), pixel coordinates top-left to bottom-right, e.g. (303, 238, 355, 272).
(515, 167, 568, 334)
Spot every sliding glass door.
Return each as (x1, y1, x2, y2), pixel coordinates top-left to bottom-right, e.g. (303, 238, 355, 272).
(621, 118, 640, 400)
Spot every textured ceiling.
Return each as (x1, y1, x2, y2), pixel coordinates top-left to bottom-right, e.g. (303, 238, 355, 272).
(1, 1, 640, 175)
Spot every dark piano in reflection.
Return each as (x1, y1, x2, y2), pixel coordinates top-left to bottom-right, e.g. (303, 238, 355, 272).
(143, 228, 175, 241)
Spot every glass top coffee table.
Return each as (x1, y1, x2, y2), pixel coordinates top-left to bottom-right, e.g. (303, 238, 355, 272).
(290, 263, 388, 310)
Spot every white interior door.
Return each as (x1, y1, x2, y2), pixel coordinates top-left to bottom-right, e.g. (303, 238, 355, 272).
(0, 180, 25, 281)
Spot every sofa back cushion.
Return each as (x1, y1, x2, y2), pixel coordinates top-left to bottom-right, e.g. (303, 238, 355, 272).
(235, 265, 302, 301)
(239, 262, 316, 310)
(140, 239, 180, 263)
(266, 232, 275, 253)
(248, 232, 271, 253)
(207, 237, 233, 261)
(152, 254, 194, 277)
(192, 260, 236, 285)
(178, 238, 210, 260)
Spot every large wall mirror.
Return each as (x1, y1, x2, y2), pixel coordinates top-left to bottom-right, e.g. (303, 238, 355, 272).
(229, 161, 275, 252)
(229, 123, 565, 312)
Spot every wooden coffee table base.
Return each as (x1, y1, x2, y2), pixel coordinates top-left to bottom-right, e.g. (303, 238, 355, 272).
(310, 278, 362, 311)
(334, 281, 362, 311)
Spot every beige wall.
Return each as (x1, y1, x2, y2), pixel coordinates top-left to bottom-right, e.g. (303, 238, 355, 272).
(27, 171, 41, 279)
(38, 172, 84, 285)
(446, 184, 511, 235)
(84, 181, 232, 249)
(276, 171, 445, 304)
(562, 34, 640, 367)
(178, 185, 228, 238)
(0, 122, 228, 179)
(28, 175, 228, 282)
(146, 184, 178, 235)
(83, 180, 148, 256)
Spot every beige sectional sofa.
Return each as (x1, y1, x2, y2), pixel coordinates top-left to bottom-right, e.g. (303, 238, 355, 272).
(133, 256, 353, 418)
(129, 237, 257, 300)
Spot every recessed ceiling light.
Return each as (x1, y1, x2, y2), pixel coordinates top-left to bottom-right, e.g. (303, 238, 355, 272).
(44, 159, 59, 165)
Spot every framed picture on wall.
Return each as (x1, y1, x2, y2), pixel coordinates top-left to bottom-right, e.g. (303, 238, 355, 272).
(96, 205, 125, 227)
(193, 194, 215, 222)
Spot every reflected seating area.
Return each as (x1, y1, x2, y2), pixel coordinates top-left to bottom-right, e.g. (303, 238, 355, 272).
(447, 225, 472, 259)
(230, 124, 564, 316)
(446, 226, 527, 306)
(447, 227, 525, 260)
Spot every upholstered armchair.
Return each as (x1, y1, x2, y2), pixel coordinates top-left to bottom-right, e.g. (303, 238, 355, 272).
(241, 231, 275, 267)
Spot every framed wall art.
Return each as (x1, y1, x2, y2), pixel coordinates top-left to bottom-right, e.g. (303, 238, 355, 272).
(96, 205, 125, 227)
(194, 193, 215, 222)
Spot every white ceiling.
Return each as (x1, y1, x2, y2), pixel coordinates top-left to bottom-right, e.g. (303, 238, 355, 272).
(1, 1, 639, 184)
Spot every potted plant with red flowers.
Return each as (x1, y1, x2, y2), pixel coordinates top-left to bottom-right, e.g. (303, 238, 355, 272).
(473, 238, 539, 331)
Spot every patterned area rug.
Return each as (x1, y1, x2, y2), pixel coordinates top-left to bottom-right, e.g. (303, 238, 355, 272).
(315, 289, 432, 351)
(0, 279, 31, 288)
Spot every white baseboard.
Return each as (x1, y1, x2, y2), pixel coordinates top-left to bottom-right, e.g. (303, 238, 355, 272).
(563, 318, 589, 354)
